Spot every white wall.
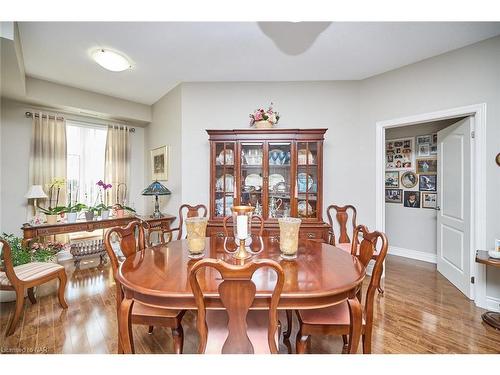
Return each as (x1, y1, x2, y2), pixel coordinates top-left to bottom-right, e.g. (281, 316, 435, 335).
(144, 84, 182, 221)
(360, 36, 500, 298)
(385, 119, 460, 255)
(0, 98, 146, 236)
(180, 81, 360, 222)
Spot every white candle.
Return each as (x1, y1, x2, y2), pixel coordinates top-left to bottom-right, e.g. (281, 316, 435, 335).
(236, 215, 248, 240)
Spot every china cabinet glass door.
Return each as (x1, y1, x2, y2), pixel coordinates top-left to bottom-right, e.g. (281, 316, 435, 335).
(240, 142, 264, 215)
(295, 141, 320, 220)
(267, 142, 292, 219)
(214, 142, 235, 218)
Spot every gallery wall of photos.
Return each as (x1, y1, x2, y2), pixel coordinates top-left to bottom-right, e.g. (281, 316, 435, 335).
(385, 134, 437, 209)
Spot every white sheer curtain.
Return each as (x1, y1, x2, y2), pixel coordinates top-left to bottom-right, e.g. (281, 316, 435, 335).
(105, 125, 130, 207)
(66, 123, 107, 206)
(28, 112, 67, 212)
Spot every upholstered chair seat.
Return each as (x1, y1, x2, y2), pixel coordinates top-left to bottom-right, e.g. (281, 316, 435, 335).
(0, 262, 64, 286)
(298, 303, 366, 327)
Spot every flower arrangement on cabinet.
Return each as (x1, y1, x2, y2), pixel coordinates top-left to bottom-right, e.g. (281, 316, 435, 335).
(249, 103, 280, 128)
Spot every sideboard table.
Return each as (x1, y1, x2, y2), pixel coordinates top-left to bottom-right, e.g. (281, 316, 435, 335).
(21, 214, 176, 242)
(475, 250, 500, 329)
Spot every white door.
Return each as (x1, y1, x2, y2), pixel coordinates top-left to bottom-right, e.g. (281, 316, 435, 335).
(436, 117, 472, 298)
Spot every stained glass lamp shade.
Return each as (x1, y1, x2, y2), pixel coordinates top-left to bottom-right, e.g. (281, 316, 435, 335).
(142, 180, 171, 218)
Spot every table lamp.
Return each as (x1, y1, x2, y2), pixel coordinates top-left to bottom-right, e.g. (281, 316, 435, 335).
(25, 185, 48, 216)
(142, 180, 171, 218)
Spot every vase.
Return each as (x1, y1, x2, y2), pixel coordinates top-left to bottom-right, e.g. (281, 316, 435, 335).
(46, 214, 58, 225)
(67, 212, 78, 223)
(254, 120, 273, 129)
(84, 211, 94, 221)
(101, 210, 110, 220)
(115, 208, 124, 218)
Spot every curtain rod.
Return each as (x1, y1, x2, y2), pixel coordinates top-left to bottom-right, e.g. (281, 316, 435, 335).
(25, 111, 136, 133)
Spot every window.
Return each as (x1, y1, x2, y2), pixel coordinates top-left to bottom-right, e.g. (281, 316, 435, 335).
(66, 122, 107, 207)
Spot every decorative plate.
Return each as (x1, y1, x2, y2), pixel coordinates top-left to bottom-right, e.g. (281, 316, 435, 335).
(268, 174, 285, 191)
(217, 149, 234, 165)
(244, 174, 263, 189)
(298, 201, 313, 217)
(215, 196, 233, 216)
(297, 173, 313, 192)
(216, 174, 234, 192)
(298, 149, 314, 165)
(269, 149, 287, 165)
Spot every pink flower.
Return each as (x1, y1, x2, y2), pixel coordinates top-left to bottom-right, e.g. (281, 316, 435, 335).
(254, 111, 263, 121)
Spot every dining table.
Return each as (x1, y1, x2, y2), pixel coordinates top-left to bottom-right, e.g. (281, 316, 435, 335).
(116, 236, 366, 354)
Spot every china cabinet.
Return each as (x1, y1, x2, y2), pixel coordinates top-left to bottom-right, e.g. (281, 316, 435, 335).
(206, 128, 329, 241)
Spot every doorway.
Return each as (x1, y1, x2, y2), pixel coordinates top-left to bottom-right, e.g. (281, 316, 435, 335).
(375, 104, 487, 308)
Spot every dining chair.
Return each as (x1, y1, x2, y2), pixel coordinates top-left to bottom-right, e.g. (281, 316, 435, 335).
(104, 220, 186, 354)
(189, 258, 284, 354)
(147, 203, 207, 245)
(294, 225, 388, 354)
(326, 204, 384, 295)
(0, 239, 68, 336)
(326, 204, 357, 251)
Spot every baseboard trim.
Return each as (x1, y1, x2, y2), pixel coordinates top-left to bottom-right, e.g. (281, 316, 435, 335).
(486, 296, 500, 312)
(388, 246, 437, 264)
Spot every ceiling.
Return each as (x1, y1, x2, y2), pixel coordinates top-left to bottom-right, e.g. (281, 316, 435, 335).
(17, 22, 500, 105)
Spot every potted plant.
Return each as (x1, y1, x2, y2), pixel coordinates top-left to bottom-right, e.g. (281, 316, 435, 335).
(112, 203, 136, 218)
(63, 203, 86, 223)
(38, 178, 66, 224)
(95, 180, 112, 219)
(249, 103, 280, 129)
(84, 205, 97, 221)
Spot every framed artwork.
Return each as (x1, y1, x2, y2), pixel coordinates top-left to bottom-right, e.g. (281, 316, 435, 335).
(419, 174, 437, 192)
(416, 134, 432, 145)
(417, 144, 430, 157)
(416, 158, 437, 174)
(403, 191, 420, 208)
(385, 171, 399, 188)
(422, 192, 437, 209)
(401, 171, 418, 188)
(386, 137, 414, 171)
(150, 145, 169, 181)
(385, 188, 403, 203)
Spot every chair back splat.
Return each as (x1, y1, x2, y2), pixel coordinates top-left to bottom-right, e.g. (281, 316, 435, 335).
(189, 258, 284, 354)
(326, 205, 357, 246)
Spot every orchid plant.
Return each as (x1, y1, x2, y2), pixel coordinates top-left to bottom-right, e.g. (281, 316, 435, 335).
(38, 177, 66, 216)
(94, 180, 112, 212)
(249, 103, 280, 127)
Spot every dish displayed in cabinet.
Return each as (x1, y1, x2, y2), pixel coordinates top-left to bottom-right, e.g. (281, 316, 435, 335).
(215, 174, 234, 192)
(298, 201, 314, 217)
(298, 149, 314, 165)
(269, 149, 290, 165)
(297, 173, 314, 192)
(268, 173, 285, 191)
(242, 148, 263, 165)
(215, 196, 233, 216)
(216, 149, 234, 165)
(244, 173, 263, 190)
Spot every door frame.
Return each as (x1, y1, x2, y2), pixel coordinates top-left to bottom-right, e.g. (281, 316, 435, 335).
(375, 103, 487, 308)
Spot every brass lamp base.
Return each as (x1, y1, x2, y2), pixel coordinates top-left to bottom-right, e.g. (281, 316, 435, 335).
(232, 238, 252, 260)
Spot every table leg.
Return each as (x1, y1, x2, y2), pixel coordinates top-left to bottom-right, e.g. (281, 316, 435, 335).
(118, 297, 135, 354)
(347, 297, 362, 354)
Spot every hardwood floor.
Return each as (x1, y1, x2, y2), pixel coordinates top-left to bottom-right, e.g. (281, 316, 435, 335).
(1, 254, 499, 354)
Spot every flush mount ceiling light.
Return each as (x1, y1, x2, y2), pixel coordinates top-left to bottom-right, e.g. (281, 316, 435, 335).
(91, 48, 132, 72)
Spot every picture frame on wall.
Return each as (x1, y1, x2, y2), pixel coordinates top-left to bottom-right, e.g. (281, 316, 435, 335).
(419, 174, 437, 191)
(385, 171, 399, 188)
(401, 171, 418, 188)
(403, 191, 420, 208)
(416, 134, 432, 145)
(417, 144, 430, 157)
(422, 192, 437, 209)
(150, 145, 169, 181)
(386, 137, 414, 171)
(385, 188, 403, 203)
(416, 158, 437, 174)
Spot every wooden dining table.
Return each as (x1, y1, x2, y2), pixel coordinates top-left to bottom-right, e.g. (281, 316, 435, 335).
(116, 236, 366, 354)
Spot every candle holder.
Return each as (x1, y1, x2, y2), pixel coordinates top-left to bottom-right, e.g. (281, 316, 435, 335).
(231, 205, 255, 260)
